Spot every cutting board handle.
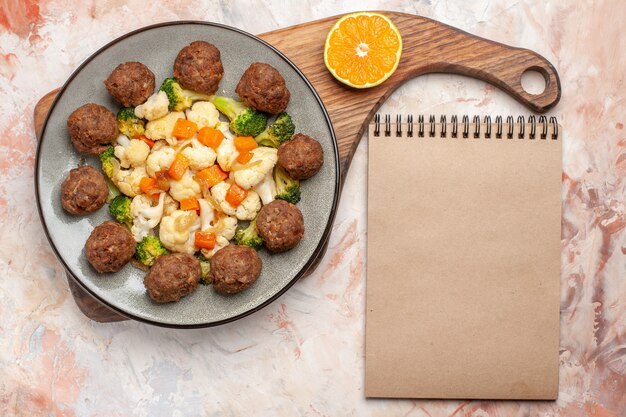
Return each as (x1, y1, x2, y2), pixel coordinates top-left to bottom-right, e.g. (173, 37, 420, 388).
(412, 25, 560, 113)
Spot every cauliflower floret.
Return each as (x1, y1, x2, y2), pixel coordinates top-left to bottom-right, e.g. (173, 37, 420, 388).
(216, 136, 238, 172)
(216, 121, 231, 135)
(168, 170, 201, 202)
(254, 171, 276, 205)
(199, 207, 237, 258)
(159, 210, 200, 254)
(114, 135, 150, 169)
(163, 193, 179, 216)
(112, 166, 147, 197)
(198, 198, 215, 231)
(233, 147, 278, 190)
(135, 91, 169, 121)
(130, 193, 165, 242)
(185, 101, 220, 129)
(181, 138, 216, 171)
(211, 181, 261, 220)
(218, 216, 237, 241)
(151, 140, 169, 151)
(116, 134, 130, 146)
(145, 146, 176, 177)
(145, 111, 185, 145)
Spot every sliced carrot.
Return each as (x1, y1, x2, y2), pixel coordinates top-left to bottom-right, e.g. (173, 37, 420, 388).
(225, 183, 248, 207)
(195, 231, 216, 250)
(172, 118, 197, 139)
(236, 151, 254, 164)
(154, 170, 170, 191)
(180, 197, 200, 211)
(168, 153, 190, 180)
(197, 127, 224, 149)
(234, 136, 257, 153)
(134, 134, 155, 148)
(139, 177, 160, 197)
(195, 165, 228, 188)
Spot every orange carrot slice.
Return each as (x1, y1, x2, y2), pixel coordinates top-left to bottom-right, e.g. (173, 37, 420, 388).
(139, 177, 160, 197)
(234, 136, 257, 153)
(236, 151, 254, 164)
(168, 153, 190, 180)
(180, 197, 200, 211)
(195, 231, 216, 249)
(195, 165, 228, 188)
(172, 118, 197, 139)
(197, 127, 224, 149)
(225, 183, 248, 207)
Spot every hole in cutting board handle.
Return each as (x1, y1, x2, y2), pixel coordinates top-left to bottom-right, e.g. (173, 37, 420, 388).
(521, 68, 547, 95)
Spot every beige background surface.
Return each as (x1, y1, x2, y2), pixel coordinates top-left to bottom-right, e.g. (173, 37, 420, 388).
(1, 1, 625, 416)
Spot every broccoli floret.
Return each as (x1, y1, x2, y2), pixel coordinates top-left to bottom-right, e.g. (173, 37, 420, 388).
(117, 107, 145, 138)
(135, 235, 169, 267)
(211, 96, 268, 137)
(234, 217, 263, 250)
(159, 77, 213, 112)
(254, 112, 295, 148)
(109, 195, 133, 228)
(273, 165, 301, 204)
(100, 145, 116, 178)
(197, 254, 211, 285)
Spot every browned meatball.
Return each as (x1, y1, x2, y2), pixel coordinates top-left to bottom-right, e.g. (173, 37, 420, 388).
(143, 253, 201, 303)
(85, 221, 136, 273)
(210, 245, 262, 294)
(235, 63, 290, 114)
(277, 133, 324, 180)
(173, 41, 224, 95)
(67, 103, 117, 155)
(104, 62, 155, 107)
(61, 166, 108, 214)
(256, 200, 304, 253)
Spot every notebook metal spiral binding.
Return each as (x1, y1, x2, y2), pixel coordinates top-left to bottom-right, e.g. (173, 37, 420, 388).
(451, 115, 458, 137)
(380, 113, 388, 136)
(440, 115, 447, 137)
(373, 114, 559, 140)
(416, 117, 425, 136)
(429, 115, 436, 137)
(485, 116, 492, 138)
(473, 115, 481, 138)
(529, 115, 536, 139)
(462, 115, 470, 138)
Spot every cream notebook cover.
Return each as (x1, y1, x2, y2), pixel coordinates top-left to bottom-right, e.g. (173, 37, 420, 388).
(365, 115, 561, 399)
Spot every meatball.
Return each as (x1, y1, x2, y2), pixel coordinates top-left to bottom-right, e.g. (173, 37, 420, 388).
(85, 221, 136, 273)
(67, 103, 117, 155)
(277, 133, 324, 180)
(143, 253, 201, 303)
(256, 200, 304, 253)
(61, 166, 108, 214)
(235, 63, 290, 114)
(210, 245, 262, 294)
(173, 41, 224, 95)
(104, 62, 155, 107)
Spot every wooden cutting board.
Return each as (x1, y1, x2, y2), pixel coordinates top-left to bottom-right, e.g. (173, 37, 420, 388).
(34, 11, 561, 323)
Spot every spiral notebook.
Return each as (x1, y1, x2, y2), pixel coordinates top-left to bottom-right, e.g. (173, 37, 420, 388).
(365, 115, 562, 400)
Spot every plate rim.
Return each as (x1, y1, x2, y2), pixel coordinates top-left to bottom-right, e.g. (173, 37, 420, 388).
(34, 20, 341, 328)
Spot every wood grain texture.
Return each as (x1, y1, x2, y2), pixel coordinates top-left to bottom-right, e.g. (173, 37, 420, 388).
(33, 11, 561, 323)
